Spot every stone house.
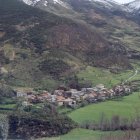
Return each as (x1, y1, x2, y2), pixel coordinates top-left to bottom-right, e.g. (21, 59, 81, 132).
(71, 95, 81, 102)
(85, 92, 98, 103)
(81, 88, 95, 93)
(22, 101, 32, 107)
(56, 96, 65, 106)
(51, 95, 57, 103)
(16, 91, 28, 97)
(124, 86, 131, 94)
(96, 84, 105, 90)
(27, 95, 38, 103)
(54, 90, 64, 96)
(98, 93, 106, 101)
(63, 91, 72, 98)
(63, 98, 76, 108)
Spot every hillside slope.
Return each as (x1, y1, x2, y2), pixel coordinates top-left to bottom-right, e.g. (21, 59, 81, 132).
(125, 0, 140, 13)
(0, 0, 133, 90)
(21, 0, 140, 52)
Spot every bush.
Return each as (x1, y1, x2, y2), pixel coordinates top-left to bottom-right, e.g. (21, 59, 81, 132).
(39, 59, 70, 79)
(0, 84, 16, 98)
(8, 103, 77, 139)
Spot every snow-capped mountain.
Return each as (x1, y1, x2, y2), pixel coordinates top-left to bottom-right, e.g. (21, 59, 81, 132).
(21, 0, 119, 8)
(22, 0, 40, 6)
(88, 0, 128, 11)
(21, 0, 69, 8)
(89, 0, 120, 7)
(21, 0, 128, 12)
(125, 0, 140, 13)
(20, 0, 140, 15)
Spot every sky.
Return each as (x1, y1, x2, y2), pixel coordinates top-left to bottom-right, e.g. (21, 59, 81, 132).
(114, 0, 133, 4)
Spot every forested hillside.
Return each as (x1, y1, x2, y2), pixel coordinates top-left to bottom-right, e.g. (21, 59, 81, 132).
(0, 0, 131, 90)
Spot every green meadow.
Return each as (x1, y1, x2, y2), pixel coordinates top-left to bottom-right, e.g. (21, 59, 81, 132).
(31, 63, 140, 140)
(0, 104, 15, 109)
(77, 60, 140, 88)
(38, 92, 140, 140)
(37, 128, 122, 140)
(77, 66, 134, 88)
(68, 92, 140, 124)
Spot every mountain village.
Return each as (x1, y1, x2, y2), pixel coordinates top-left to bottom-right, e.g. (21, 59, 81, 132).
(16, 84, 131, 108)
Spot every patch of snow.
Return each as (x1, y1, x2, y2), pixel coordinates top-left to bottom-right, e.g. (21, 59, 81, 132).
(53, 0, 69, 8)
(126, 0, 140, 11)
(44, 0, 48, 6)
(22, 0, 33, 5)
(87, 0, 124, 10)
(88, 0, 132, 12)
(22, 0, 40, 6)
(22, 0, 69, 8)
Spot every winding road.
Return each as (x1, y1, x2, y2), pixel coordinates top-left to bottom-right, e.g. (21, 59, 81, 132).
(122, 69, 138, 84)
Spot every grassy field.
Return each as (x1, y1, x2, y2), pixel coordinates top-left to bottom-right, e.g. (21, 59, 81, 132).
(130, 61, 140, 81)
(0, 104, 15, 108)
(37, 128, 122, 140)
(77, 61, 140, 88)
(68, 92, 140, 124)
(77, 66, 133, 88)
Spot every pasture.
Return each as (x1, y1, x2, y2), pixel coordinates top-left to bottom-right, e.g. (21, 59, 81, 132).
(68, 92, 140, 124)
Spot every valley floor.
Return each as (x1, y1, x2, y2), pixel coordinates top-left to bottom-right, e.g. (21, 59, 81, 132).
(37, 92, 140, 140)
(1, 62, 140, 140)
(37, 128, 121, 140)
(68, 92, 140, 124)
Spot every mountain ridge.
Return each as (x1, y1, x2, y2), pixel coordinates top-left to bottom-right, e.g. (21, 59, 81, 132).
(125, 0, 140, 13)
(20, 0, 138, 13)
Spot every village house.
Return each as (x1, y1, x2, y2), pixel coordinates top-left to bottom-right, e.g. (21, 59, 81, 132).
(56, 96, 65, 106)
(98, 93, 107, 101)
(16, 91, 28, 97)
(85, 92, 98, 103)
(81, 88, 96, 93)
(82, 94, 89, 100)
(51, 95, 57, 103)
(54, 90, 64, 96)
(108, 89, 115, 97)
(71, 95, 81, 102)
(63, 98, 76, 108)
(15, 82, 132, 109)
(113, 86, 122, 95)
(38, 92, 51, 102)
(22, 101, 33, 107)
(124, 86, 131, 94)
(81, 85, 105, 94)
(16, 89, 38, 98)
(63, 91, 72, 98)
(27, 94, 36, 102)
(96, 84, 106, 90)
(113, 85, 131, 96)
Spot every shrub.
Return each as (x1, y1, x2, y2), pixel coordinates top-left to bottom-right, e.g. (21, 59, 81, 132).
(39, 59, 70, 79)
